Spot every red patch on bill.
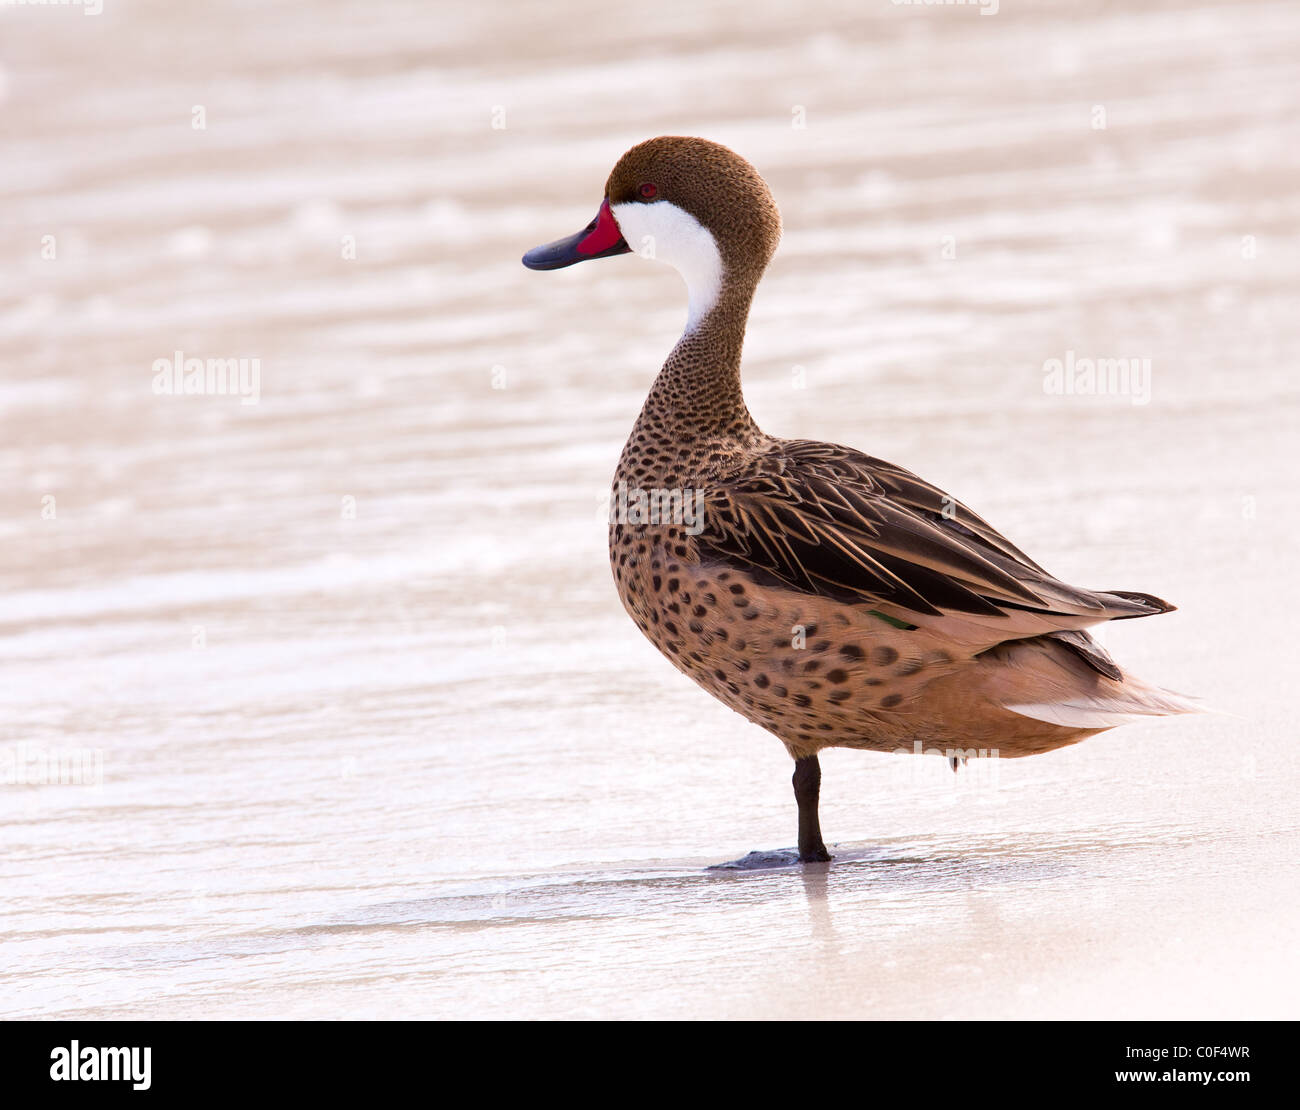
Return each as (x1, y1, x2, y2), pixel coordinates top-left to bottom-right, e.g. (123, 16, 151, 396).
(578, 199, 625, 256)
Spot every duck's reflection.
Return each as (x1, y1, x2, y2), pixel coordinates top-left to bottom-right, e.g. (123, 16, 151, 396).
(799, 860, 842, 959)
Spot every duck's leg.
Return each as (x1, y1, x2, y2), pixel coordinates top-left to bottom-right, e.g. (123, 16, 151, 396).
(793, 756, 832, 862)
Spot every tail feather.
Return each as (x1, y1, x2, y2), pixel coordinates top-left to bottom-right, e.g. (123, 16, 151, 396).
(1006, 682, 1202, 729)
(981, 633, 1201, 731)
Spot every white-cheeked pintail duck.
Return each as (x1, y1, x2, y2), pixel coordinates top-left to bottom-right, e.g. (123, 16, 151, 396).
(523, 136, 1196, 865)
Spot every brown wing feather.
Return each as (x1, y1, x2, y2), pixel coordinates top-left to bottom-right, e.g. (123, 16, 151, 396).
(695, 439, 1170, 631)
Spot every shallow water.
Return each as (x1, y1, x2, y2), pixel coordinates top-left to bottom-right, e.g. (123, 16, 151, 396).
(1, 0, 1298, 1019)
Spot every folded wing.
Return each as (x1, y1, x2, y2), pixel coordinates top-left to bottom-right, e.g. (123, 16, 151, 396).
(695, 439, 1174, 670)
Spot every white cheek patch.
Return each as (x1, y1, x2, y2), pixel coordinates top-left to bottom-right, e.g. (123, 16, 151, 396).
(611, 200, 724, 334)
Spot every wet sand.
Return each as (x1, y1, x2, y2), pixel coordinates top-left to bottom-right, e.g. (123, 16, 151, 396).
(1, 0, 1298, 1018)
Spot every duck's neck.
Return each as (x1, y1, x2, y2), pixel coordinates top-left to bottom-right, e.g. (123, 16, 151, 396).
(634, 280, 762, 449)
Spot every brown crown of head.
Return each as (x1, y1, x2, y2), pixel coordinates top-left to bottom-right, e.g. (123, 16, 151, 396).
(605, 136, 783, 279)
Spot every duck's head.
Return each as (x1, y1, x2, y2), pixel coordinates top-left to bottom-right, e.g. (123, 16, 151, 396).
(523, 136, 781, 329)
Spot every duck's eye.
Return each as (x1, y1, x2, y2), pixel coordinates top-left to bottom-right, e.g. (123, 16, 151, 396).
(638, 183, 658, 200)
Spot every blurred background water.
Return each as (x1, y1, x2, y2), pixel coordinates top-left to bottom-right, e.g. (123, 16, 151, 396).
(1, 0, 1297, 1018)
